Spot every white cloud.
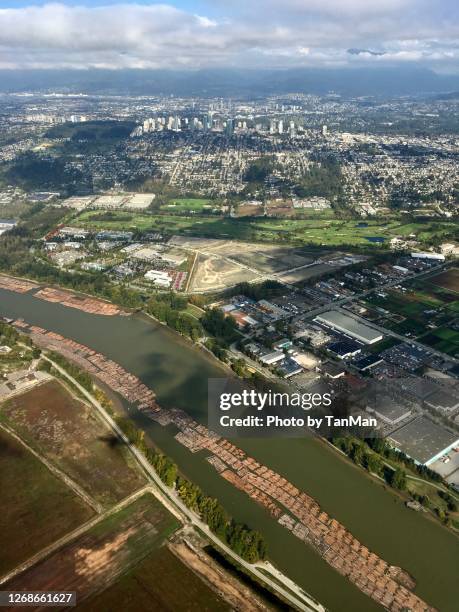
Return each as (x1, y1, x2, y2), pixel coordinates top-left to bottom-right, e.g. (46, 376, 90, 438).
(0, 1, 457, 71)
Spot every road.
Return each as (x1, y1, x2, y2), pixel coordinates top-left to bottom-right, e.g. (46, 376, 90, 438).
(291, 261, 449, 324)
(46, 356, 325, 612)
(335, 305, 459, 365)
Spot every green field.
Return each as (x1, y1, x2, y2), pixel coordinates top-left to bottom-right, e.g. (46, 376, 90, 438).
(162, 198, 213, 213)
(367, 289, 442, 319)
(72, 210, 453, 248)
(0, 428, 94, 575)
(185, 304, 205, 319)
(365, 274, 459, 350)
(420, 327, 459, 357)
(79, 546, 230, 612)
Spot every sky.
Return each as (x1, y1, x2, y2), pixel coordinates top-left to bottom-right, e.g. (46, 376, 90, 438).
(0, 1, 457, 72)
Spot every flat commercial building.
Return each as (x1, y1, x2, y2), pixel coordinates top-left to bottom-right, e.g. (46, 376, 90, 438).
(259, 350, 285, 365)
(411, 252, 445, 261)
(389, 416, 459, 466)
(144, 269, 171, 287)
(315, 311, 383, 345)
(367, 397, 412, 425)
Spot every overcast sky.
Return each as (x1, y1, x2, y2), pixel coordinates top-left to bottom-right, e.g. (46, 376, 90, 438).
(0, 1, 457, 72)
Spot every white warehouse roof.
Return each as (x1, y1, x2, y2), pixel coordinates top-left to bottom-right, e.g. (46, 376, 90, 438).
(315, 311, 383, 345)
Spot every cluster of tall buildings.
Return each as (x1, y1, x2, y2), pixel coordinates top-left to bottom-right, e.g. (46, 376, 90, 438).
(134, 113, 236, 136)
(132, 113, 328, 139)
(25, 114, 87, 124)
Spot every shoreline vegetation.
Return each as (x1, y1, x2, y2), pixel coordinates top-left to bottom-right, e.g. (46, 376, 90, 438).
(5, 320, 267, 565)
(1, 272, 458, 529)
(0, 316, 445, 612)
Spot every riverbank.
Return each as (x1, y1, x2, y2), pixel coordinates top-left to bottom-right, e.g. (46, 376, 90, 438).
(5, 317, 439, 612)
(1, 286, 458, 612)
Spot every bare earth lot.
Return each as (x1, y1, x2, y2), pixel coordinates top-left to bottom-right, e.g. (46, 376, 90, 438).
(1, 381, 146, 507)
(78, 545, 231, 612)
(428, 267, 459, 293)
(4, 494, 179, 607)
(0, 428, 94, 576)
(172, 235, 331, 291)
(190, 254, 258, 292)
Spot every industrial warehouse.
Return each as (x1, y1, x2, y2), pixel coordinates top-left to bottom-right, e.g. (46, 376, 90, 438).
(389, 416, 459, 466)
(314, 311, 384, 345)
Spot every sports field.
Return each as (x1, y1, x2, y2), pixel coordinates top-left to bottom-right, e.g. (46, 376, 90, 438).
(162, 198, 212, 213)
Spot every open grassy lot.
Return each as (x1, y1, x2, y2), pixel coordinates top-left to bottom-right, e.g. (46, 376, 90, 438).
(5, 494, 179, 606)
(78, 545, 230, 612)
(0, 428, 94, 576)
(420, 327, 459, 357)
(161, 198, 213, 213)
(73, 210, 454, 248)
(185, 304, 205, 319)
(0, 380, 146, 507)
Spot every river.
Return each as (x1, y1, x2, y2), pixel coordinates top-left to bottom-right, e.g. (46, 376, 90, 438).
(1, 287, 458, 612)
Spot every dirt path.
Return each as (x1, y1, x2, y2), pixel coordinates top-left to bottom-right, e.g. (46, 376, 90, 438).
(0, 485, 152, 587)
(169, 540, 269, 612)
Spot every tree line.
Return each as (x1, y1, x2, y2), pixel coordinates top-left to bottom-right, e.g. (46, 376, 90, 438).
(115, 416, 267, 563)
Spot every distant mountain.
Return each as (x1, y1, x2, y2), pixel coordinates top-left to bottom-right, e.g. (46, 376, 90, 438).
(347, 49, 386, 57)
(0, 67, 458, 98)
(432, 90, 459, 100)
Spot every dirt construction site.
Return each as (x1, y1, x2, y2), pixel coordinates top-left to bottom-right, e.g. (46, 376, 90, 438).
(170, 235, 338, 292)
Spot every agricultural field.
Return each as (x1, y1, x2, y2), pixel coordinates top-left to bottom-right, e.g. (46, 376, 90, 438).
(0, 380, 147, 507)
(365, 269, 459, 354)
(267, 202, 336, 220)
(365, 289, 449, 338)
(0, 428, 94, 576)
(4, 494, 179, 605)
(235, 202, 264, 217)
(427, 267, 459, 294)
(420, 327, 459, 358)
(79, 545, 230, 612)
(72, 210, 454, 248)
